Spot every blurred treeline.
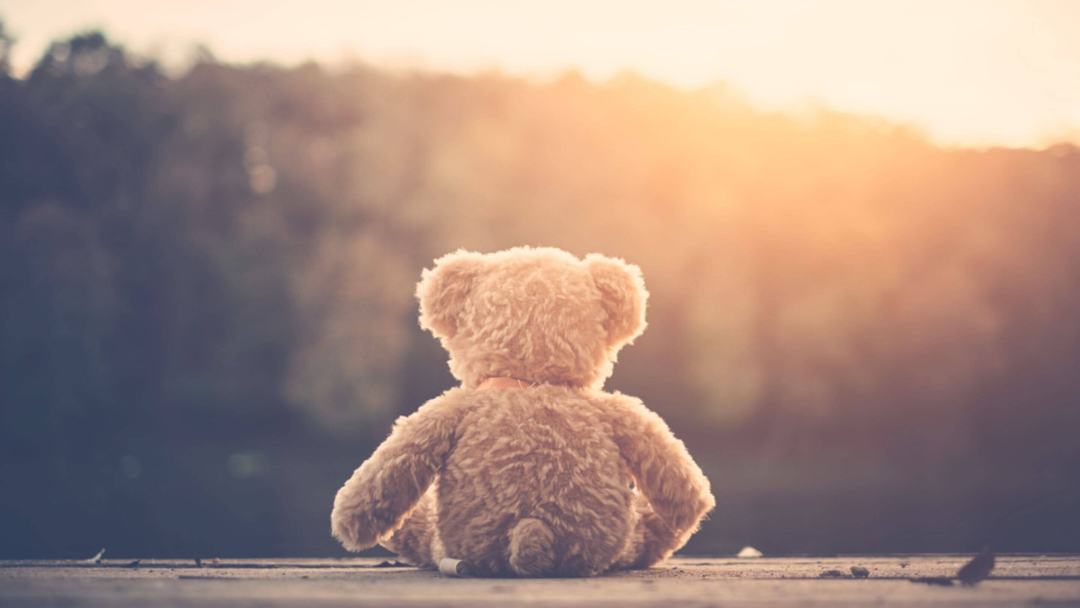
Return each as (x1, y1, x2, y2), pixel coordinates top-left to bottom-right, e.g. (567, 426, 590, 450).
(2, 25, 1079, 558)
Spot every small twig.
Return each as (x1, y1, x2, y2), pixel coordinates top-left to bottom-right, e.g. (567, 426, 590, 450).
(909, 576, 955, 586)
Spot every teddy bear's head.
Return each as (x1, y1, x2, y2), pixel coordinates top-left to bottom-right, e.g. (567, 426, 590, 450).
(416, 247, 648, 389)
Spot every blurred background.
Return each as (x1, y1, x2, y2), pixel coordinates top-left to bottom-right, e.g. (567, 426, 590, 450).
(1, 1, 1079, 559)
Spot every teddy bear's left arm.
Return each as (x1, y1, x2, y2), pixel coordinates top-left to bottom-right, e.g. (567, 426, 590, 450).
(607, 394, 716, 541)
(330, 396, 461, 552)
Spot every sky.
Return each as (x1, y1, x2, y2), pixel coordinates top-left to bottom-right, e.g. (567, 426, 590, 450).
(3, 0, 1079, 148)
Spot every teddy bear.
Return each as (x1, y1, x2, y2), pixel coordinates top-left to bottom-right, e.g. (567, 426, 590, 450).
(330, 246, 715, 577)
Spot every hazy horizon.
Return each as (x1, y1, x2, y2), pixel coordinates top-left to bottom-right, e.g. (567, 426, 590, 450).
(3, 0, 1080, 150)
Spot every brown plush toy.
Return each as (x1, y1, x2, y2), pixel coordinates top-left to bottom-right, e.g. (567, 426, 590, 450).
(330, 246, 715, 577)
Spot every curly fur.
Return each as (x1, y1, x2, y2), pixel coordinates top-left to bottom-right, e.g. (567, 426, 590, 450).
(331, 246, 715, 577)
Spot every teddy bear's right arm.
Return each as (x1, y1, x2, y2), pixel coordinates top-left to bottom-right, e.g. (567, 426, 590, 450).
(608, 395, 716, 541)
(330, 396, 461, 552)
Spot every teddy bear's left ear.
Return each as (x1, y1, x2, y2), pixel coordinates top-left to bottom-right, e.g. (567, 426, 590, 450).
(585, 253, 648, 348)
(417, 250, 488, 339)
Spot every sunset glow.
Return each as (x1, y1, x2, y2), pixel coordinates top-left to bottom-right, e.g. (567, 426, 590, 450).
(4, 0, 1079, 148)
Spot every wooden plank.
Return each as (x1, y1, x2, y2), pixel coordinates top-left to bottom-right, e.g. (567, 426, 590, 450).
(1, 556, 1078, 607)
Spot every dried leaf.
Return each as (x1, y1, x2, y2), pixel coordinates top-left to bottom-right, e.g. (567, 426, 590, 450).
(957, 547, 995, 586)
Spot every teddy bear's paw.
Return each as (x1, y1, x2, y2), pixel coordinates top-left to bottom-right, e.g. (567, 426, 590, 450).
(330, 510, 379, 552)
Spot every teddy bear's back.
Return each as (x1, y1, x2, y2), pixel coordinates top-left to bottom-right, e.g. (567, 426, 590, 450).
(434, 385, 636, 577)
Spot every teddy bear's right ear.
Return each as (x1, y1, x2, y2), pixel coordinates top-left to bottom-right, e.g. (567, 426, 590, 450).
(416, 250, 487, 338)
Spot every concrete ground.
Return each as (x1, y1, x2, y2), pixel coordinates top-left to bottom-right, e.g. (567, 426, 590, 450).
(1, 555, 1078, 607)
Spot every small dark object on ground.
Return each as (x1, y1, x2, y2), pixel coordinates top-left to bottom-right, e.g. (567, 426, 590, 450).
(373, 560, 410, 568)
(125, 560, 141, 568)
(957, 547, 995, 586)
(194, 553, 203, 568)
(851, 566, 870, 578)
(819, 570, 845, 578)
(910, 576, 955, 586)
